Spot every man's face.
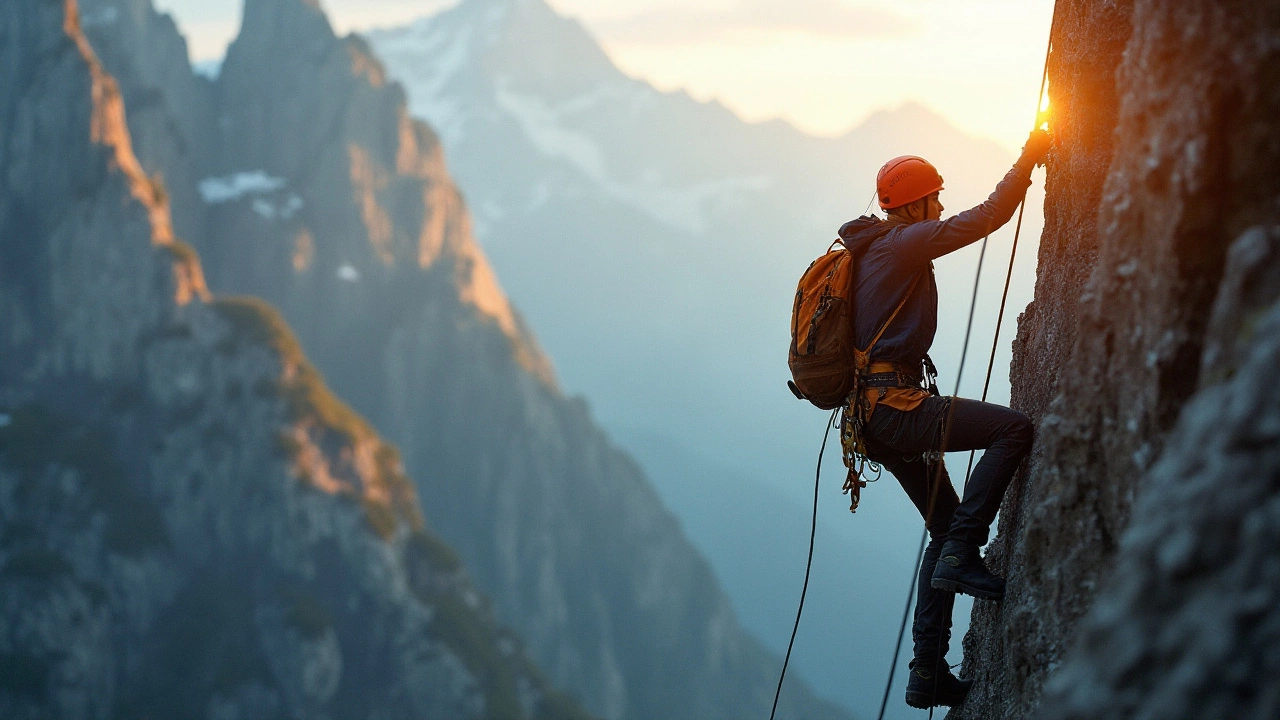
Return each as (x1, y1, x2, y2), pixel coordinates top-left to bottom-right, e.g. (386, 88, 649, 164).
(926, 192, 944, 221)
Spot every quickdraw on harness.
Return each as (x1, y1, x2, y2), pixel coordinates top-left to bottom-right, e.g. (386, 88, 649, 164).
(838, 392, 877, 512)
(837, 272, 925, 513)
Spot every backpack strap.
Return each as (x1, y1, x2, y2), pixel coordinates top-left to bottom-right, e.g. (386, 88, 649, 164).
(857, 271, 923, 358)
(841, 267, 925, 513)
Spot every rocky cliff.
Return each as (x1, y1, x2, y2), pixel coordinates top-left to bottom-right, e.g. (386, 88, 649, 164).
(0, 1, 591, 717)
(958, 0, 1280, 718)
(74, 0, 851, 718)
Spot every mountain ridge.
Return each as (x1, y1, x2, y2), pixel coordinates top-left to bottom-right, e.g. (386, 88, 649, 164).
(0, 1, 592, 717)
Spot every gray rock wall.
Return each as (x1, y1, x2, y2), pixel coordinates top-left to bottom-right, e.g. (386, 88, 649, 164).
(956, 3, 1136, 716)
(1041, 226, 1280, 720)
(957, 0, 1280, 718)
(76, 0, 216, 244)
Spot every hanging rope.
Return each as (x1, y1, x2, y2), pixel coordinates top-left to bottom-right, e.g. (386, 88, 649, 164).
(877, 528, 929, 716)
(768, 408, 839, 720)
(962, 3, 1059, 498)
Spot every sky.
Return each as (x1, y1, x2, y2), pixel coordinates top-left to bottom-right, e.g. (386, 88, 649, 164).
(155, 0, 1055, 153)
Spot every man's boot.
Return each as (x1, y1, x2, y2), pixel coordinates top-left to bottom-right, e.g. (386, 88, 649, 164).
(930, 540, 1005, 600)
(904, 661, 972, 709)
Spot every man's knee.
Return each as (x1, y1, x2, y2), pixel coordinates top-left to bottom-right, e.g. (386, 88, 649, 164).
(1006, 411, 1034, 455)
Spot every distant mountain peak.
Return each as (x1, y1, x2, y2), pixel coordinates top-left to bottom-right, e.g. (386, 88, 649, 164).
(389, 0, 617, 92)
(247, 0, 325, 13)
(843, 101, 1014, 173)
(847, 101, 954, 138)
(236, 0, 334, 53)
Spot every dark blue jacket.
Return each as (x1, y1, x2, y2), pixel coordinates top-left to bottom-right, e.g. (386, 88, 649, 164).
(839, 165, 1033, 369)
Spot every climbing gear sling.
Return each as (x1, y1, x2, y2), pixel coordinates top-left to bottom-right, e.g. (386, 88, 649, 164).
(836, 272, 921, 513)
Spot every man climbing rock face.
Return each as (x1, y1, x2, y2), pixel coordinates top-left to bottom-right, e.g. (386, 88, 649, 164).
(840, 129, 1050, 709)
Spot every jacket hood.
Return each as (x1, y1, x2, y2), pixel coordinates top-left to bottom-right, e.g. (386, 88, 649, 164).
(838, 215, 896, 246)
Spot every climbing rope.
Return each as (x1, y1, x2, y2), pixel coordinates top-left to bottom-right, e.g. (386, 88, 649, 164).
(768, 408, 839, 720)
(878, 5, 1059, 718)
(961, 0, 1060, 499)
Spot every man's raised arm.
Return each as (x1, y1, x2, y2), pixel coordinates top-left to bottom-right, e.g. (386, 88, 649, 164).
(891, 129, 1051, 265)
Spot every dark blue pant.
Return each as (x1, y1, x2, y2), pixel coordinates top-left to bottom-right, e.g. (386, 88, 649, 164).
(863, 396, 1033, 664)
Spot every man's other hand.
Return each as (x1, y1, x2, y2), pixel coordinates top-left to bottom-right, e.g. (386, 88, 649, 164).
(1017, 128, 1053, 171)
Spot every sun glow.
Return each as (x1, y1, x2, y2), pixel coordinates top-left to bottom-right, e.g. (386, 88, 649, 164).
(1036, 86, 1052, 131)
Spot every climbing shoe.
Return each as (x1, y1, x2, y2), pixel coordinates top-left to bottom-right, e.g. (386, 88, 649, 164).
(930, 540, 1006, 600)
(904, 661, 972, 709)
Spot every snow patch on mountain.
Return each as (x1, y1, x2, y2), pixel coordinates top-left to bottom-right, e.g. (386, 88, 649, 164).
(199, 171, 287, 203)
(628, 175, 773, 235)
(493, 84, 771, 234)
(252, 194, 303, 220)
(193, 58, 222, 80)
(493, 86, 607, 177)
(337, 264, 361, 282)
(373, 19, 471, 141)
(371, 3, 509, 144)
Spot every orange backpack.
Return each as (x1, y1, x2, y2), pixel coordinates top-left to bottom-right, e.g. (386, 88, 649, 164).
(787, 234, 917, 410)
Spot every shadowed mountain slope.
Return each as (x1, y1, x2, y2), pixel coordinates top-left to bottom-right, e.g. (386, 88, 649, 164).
(0, 1, 593, 718)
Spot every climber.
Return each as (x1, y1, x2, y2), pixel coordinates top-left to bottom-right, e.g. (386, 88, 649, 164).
(841, 129, 1051, 709)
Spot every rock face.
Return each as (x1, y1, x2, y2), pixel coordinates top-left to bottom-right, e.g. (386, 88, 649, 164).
(957, 0, 1280, 718)
(74, 1, 852, 718)
(956, 3, 1136, 716)
(0, 2, 591, 718)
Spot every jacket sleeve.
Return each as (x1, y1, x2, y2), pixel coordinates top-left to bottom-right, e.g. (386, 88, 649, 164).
(888, 165, 1033, 266)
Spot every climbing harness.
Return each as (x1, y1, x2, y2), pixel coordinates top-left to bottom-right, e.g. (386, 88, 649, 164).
(839, 273, 923, 513)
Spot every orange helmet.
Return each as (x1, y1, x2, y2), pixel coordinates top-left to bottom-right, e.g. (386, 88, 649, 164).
(876, 156, 944, 210)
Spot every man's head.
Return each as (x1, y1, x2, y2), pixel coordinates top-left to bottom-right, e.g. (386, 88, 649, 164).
(876, 155, 945, 223)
